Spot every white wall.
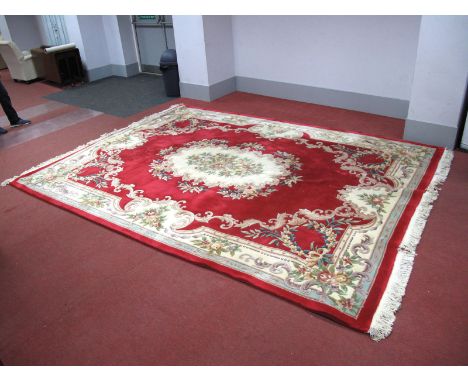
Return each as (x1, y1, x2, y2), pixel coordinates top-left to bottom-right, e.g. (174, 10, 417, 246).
(173, 15, 235, 88)
(203, 16, 235, 84)
(34, 16, 49, 46)
(0, 16, 11, 40)
(102, 15, 126, 66)
(63, 15, 138, 80)
(232, 16, 421, 100)
(117, 16, 138, 66)
(403, 16, 468, 147)
(173, 16, 209, 86)
(102, 16, 138, 69)
(3, 15, 45, 50)
(408, 16, 468, 127)
(0, 15, 11, 40)
(76, 16, 110, 70)
(63, 15, 86, 63)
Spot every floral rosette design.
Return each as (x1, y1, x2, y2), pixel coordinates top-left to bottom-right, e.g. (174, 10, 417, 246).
(149, 139, 303, 199)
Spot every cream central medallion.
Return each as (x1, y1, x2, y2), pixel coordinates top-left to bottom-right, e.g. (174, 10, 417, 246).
(149, 140, 302, 199)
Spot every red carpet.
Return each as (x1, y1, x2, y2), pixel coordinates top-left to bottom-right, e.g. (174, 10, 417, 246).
(0, 71, 467, 364)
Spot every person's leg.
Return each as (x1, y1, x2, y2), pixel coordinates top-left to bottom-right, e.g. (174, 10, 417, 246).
(0, 80, 20, 125)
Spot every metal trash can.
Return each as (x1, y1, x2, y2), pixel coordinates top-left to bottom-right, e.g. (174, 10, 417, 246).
(159, 49, 180, 97)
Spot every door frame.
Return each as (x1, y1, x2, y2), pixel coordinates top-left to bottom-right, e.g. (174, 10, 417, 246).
(130, 15, 173, 75)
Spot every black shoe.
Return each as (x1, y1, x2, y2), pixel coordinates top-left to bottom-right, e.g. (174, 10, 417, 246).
(0, 127, 8, 135)
(11, 118, 31, 128)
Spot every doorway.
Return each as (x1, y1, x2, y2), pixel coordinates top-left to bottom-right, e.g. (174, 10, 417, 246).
(131, 15, 175, 75)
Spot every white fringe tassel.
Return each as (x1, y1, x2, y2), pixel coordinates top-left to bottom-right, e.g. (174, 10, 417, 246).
(369, 149, 454, 341)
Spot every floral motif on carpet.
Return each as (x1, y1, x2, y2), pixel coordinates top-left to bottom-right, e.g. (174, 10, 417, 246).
(4, 104, 452, 340)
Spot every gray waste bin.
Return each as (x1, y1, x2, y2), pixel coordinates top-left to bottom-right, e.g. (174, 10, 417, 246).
(159, 49, 180, 97)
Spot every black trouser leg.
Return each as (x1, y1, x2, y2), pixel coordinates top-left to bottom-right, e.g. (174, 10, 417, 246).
(0, 80, 19, 125)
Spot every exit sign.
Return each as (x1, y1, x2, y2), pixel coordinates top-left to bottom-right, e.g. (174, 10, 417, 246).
(137, 15, 156, 21)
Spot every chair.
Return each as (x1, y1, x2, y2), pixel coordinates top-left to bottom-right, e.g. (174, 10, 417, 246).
(0, 40, 44, 83)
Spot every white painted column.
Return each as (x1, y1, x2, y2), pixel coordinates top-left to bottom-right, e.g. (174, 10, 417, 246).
(404, 16, 468, 148)
(0, 15, 12, 40)
(63, 15, 88, 73)
(0, 16, 45, 50)
(172, 15, 235, 101)
(116, 16, 139, 75)
(63, 16, 138, 82)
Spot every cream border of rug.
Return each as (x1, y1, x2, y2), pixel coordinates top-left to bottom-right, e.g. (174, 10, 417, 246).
(368, 149, 453, 340)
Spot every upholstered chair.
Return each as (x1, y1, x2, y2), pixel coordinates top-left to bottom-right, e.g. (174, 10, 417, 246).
(0, 40, 45, 83)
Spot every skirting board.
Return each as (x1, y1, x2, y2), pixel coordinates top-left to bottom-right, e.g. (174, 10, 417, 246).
(404, 119, 458, 149)
(180, 77, 236, 102)
(179, 83, 211, 102)
(87, 62, 140, 82)
(180, 76, 409, 119)
(236, 77, 409, 119)
(180, 77, 458, 148)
